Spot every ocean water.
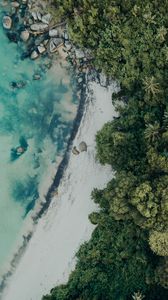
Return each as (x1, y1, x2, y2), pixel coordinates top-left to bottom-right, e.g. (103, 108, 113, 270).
(0, 7, 77, 272)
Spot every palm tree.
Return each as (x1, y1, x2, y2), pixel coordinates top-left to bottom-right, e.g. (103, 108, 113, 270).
(163, 111, 168, 130)
(144, 122, 160, 143)
(157, 26, 167, 42)
(143, 76, 161, 97)
(132, 291, 144, 300)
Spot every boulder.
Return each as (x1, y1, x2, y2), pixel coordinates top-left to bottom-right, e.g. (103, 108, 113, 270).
(43, 39, 49, 46)
(2, 16, 12, 30)
(49, 38, 63, 53)
(30, 23, 48, 32)
(31, 11, 38, 21)
(99, 73, 107, 87)
(78, 141, 87, 152)
(64, 31, 69, 40)
(41, 13, 52, 25)
(37, 12, 42, 21)
(20, 30, 29, 42)
(37, 45, 46, 54)
(64, 41, 72, 51)
(11, 1, 20, 8)
(72, 146, 80, 155)
(31, 50, 39, 60)
(75, 49, 85, 59)
(49, 29, 58, 37)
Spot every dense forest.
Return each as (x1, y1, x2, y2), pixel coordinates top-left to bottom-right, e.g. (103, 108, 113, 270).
(43, 1, 168, 299)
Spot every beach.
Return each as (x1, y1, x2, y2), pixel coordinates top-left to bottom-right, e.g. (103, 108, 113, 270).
(2, 80, 118, 300)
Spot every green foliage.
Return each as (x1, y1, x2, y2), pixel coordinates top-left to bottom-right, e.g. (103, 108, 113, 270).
(43, 217, 159, 300)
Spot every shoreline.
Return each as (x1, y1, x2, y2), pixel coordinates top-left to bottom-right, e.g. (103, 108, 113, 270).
(2, 80, 118, 300)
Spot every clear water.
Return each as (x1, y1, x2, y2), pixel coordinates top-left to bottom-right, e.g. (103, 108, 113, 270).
(0, 6, 77, 272)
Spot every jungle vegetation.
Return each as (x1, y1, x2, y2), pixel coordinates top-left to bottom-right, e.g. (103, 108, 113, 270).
(43, 1, 168, 299)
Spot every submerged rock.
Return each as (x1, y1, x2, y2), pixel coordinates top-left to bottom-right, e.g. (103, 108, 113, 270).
(33, 74, 41, 80)
(10, 80, 26, 89)
(2, 16, 12, 29)
(79, 141, 87, 152)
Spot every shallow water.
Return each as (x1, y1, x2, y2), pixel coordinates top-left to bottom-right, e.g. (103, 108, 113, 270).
(0, 7, 77, 272)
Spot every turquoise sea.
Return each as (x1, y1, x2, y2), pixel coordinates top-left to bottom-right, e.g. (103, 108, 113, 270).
(0, 6, 77, 273)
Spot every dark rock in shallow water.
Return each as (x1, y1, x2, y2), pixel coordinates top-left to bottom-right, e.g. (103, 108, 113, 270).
(6, 31, 19, 43)
(10, 137, 28, 161)
(21, 51, 30, 60)
(33, 74, 41, 80)
(10, 80, 27, 89)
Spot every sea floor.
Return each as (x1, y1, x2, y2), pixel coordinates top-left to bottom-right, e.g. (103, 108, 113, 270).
(0, 6, 78, 273)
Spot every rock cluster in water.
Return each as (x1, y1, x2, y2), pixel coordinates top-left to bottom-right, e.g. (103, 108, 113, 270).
(2, 0, 108, 88)
(2, 0, 67, 60)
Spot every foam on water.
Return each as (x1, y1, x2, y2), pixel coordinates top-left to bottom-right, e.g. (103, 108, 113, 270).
(0, 6, 78, 272)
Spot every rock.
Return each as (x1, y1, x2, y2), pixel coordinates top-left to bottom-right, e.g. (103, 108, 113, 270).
(30, 23, 48, 32)
(78, 141, 87, 152)
(78, 77, 83, 84)
(75, 49, 85, 59)
(41, 13, 52, 25)
(33, 74, 41, 80)
(10, 81, 26, 89)
(37, 12, 42, 21)
(49, 29, 58, 37)
(72, 146, 79, 155)
(2, 16, 12, 29)
(43, 39, 49, 46)
(31, 11, 38, 21)
(99, 73, 107, 87)
(6, 31, 18, 42)
(37, 45, 46, 54)
(20, 30, 29, 42)
(49, 38, 63, 53)
(64, 31, 69, 40)
(11, 1, 20, 8)
(64, 41, 72, 51)
(31, 50, 39, 60)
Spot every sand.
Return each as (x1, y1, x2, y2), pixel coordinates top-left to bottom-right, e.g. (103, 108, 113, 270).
(2, 80, 118, 300)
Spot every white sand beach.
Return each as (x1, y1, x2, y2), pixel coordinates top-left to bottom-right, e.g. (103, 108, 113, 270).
(2, 81, 118, 300)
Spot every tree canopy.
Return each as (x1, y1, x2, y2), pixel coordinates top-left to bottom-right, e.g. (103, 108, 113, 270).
(43, 0, 168, 299)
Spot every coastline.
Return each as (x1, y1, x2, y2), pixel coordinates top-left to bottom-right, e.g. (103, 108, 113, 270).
(0, 64, 86, 295)
(2, 80, 118, 300)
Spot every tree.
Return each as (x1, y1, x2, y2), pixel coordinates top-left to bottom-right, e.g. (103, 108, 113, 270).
(149, 231, 168, 256)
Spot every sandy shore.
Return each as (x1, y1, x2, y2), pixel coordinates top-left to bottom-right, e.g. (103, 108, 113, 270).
(2, 80, 118, 300)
